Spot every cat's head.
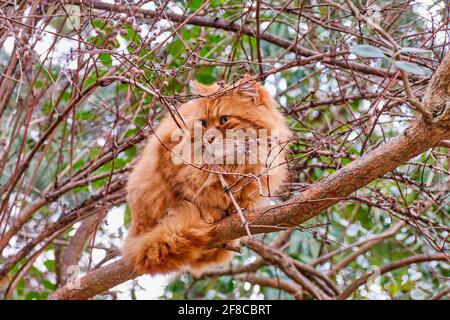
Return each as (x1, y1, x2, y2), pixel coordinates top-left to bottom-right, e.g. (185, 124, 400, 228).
(171, 75, 290, 169)
(187, 74, 283, 135)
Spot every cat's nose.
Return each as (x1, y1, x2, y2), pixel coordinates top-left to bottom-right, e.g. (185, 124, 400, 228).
(207, 136, 216, 144)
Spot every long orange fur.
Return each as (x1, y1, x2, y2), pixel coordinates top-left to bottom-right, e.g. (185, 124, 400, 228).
(123, 75, 291, 275)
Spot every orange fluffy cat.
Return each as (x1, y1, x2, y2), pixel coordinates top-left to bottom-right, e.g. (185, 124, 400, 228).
(123, 75, 291, 275)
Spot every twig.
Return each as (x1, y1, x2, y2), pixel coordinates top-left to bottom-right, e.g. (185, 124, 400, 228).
(215, 165, 253, 239)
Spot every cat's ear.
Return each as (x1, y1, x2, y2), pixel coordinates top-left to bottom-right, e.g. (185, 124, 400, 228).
(189, 80, 219, 96)
(236, 74, 261, 103)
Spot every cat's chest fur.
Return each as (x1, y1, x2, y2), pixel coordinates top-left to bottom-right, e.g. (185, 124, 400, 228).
(161, 158, 261, 212)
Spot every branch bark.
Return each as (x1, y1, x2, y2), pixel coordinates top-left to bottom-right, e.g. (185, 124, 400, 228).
(50, 258, 138, 300)
(58, 215, 102, 286)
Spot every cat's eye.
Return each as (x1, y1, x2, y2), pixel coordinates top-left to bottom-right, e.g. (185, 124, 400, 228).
(220, 115, 230, 125)
(200, 119, 207, 127)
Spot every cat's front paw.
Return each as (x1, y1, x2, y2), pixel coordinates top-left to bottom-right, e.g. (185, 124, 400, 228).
(134, 236, 199, 274)
(201, 208, 228, 224)
(132, 242, 168, 273)
(202, 215, 216, 224)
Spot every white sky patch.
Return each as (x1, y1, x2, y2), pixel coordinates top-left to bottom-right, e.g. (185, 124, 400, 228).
(413, 0, 447, 44)
(264, 74, 277, 96)
(318, 30, 329, 41)
(278, 78, 287, 91)
(106, 204, 125, 233)
(153, 31, 174, 48)
(356, 255, 369, 268)
(91, 248, 106, 265)
(366, 283, 390, 300)
(33, 24, 77, 63)
(141, 2, 156, 10)
(69, 222, 81, 237)
(168, 2, 184, 15)
(266, 74, 276, 82)
(2, 36, 14, 55)
(287, 26, 296, 35)
(138, 24, 150, 40)
(135, 275, 171, 299)
(299, 22, 308, 33)
(116, 35, 129, 60)
(264, 83, 277, 96)
(346, 223, 360, 237)
(29, 130, 40, 141)
(97, 137, 106, 147)
(114, 274, 172, 300)
(408, 268, 423, 281)
(250, 285, 264, 300)
(343, 20, 352, 27)
(243, 255, 258, 265)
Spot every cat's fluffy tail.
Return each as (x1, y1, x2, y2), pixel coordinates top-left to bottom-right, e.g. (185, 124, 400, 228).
(123, 201, 233, 275)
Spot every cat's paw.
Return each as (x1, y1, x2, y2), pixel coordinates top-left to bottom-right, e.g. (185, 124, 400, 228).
(132, 242, 166, 272)
(133, 242, 180, 274)
(202, 214, 217, 224)
(201, 208, 228, 224)
(137, 236, 196, 273)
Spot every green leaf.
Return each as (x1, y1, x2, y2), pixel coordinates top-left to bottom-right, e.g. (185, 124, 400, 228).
(92, 177, 107, 189)
(120, 25, 141, 44)
(43, 259, 55, 272)
(400, 47, 432, 55)
(73, 159, 85, 171)
(16, 279, 26, 295)
(394, 61, 429, 76)
(350, 45, 385, 58)
(124, 205, 132, 225)
(189, 0, 203, 12)
(62, 91, 71, 102)
(91, 18, 107, 30)
(35, 80, 44, 89)
(76, 110, 94, 121)
(25, 291, 41, 300)
(43, 280, 57, 291)
(195, 66, 216, 84)
(99, 53, 113, 67)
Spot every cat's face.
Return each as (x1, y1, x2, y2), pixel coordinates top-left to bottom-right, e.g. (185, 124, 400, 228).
(171, 75, 289, 168)
(188, 75, 278, 130)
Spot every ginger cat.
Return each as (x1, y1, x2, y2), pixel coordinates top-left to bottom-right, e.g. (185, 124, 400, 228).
(123, 75, 291, 275)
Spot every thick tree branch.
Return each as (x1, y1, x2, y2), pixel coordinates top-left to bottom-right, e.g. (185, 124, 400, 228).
(50, 258, 138, 300)
(58, 215, 102, 286)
